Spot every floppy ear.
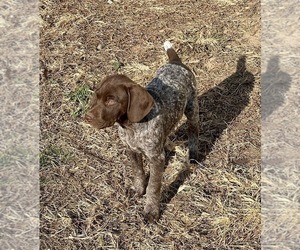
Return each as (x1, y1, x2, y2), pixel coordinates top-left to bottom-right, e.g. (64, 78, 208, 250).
(127, 84, 154, 123)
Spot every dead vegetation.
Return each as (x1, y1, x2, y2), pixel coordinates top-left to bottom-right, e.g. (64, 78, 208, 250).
(40, 0, 260, 249)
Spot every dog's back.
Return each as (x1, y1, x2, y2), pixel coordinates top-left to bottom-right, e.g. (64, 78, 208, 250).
(142, 42, 197, 133)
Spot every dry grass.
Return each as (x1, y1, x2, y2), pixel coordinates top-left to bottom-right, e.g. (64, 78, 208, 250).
(40, 0, 260, 249)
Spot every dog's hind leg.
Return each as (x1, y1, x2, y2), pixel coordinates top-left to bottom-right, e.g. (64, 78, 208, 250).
(184, 94, 201, 164)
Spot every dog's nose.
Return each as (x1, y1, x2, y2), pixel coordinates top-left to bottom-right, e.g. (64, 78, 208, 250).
(84, 114, 93, 123)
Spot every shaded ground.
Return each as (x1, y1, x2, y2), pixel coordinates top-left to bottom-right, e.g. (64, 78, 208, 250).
(40, 0, 260, 249)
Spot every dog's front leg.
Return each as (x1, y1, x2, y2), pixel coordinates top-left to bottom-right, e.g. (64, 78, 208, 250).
(144, 152, 165, 222)
(127, 149, 146, 196)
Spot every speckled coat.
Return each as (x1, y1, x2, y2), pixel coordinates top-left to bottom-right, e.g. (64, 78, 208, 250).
(118, 63, 200, 221)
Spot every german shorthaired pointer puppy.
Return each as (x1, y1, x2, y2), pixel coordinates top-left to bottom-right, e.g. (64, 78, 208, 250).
(85, 41, 200, 222)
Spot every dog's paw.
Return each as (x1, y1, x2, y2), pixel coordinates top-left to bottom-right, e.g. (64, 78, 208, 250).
(189, 150, 202, 164)
(144, 204, 160, 223)
(132, 185, 146, 197)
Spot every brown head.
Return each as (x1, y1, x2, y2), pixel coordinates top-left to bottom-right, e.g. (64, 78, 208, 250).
(84, 75, 154, 129)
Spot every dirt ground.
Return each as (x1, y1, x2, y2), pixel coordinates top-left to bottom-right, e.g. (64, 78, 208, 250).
(40, 0, 260, 249)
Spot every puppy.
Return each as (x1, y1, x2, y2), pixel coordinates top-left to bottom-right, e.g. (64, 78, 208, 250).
(85, 41, 200, 221)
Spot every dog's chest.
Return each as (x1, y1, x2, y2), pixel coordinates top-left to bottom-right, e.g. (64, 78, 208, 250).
(118, 120, 163, 153)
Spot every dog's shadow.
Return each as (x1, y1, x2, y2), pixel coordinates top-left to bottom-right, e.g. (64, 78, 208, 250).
(262, 55, 291, 120)
(162, 56, 255, 208)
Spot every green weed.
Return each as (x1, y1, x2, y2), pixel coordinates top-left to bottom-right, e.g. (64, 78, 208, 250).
(68, 85, 93, 117)
(40, 145, 72, 168)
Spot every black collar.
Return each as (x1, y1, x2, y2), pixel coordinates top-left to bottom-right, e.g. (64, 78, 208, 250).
(138, 101, 159, 123)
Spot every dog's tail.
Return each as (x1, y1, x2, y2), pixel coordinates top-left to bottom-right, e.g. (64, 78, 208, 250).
(163, 41, 192, 72)
(163, 41, 182, 64)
